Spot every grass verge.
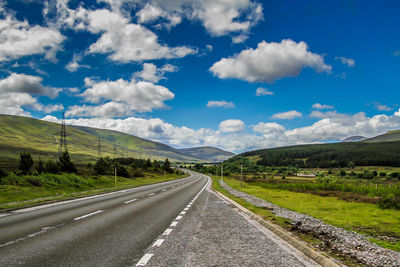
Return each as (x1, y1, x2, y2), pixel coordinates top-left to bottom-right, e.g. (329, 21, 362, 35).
(221, 177, 400, 252)
(0, 172, 187, 211)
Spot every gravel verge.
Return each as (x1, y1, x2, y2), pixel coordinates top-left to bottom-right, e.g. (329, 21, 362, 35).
(219, 180, 400, 267)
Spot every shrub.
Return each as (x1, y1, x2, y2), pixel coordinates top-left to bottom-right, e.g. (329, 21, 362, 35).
(132, 170, 144, 177)
(379, 172, 387, 177)
(390, 172, 399, 178)
(18, 152, 34, 175)
(340, 170, 346, 176)
(0, 169, 6, 178)
(116, 165, 130, 178)
(45, 160, 60, 174)
(378, 194, 400, 210)
(58, 151, 77, 173)
(36, 158, 45, 174)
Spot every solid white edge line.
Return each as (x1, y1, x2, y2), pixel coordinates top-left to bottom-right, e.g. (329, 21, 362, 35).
(124, 199, 137, 204)
(176, 215, 183, 220)
(152, 239, 165, 247)
(136, 253, 153, 266)
(170, 221, 178, 227)
(73, 210, 103, 221)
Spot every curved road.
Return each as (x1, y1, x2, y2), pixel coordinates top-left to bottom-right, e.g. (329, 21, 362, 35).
(0, 172, 207, 266)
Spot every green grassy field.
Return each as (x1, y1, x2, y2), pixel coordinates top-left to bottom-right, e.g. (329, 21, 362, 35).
(0, 172, 187, 210)
(221, 178, 400, 251)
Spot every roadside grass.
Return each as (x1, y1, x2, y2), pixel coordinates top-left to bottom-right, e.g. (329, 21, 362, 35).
(210, 175, 364, 266)
(0, 172, 187, 210)
(222, 178, 400, 252)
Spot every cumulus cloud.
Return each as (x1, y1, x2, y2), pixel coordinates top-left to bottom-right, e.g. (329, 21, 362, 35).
(312, 103, 334, 110)
(66, 102, 132, 118)
(0, 73, 61, 98)
(219, 119, 245, 133)
(0, 11, 64, 61)
(206, 100, 235, 109)
(41, 109, 400, 153)
(335, 56, 355, 67)
(256, 87, 273, 96)
(80, 77, 174, 113)
(133, 63, 178, 83)
(59, 8, 196, 62)
(271, 110, 302, 120)
(210, 39, 331, 83)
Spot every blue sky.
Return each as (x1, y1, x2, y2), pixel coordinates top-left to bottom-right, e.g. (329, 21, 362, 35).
(1, 0, 400, 152)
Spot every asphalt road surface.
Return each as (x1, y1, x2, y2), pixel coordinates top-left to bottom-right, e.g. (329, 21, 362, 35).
(0, 171, 318, 266)
(0, 172, 206, 266)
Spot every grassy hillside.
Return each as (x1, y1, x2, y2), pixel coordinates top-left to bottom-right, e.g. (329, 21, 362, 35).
(178, 146, 235, 162)
(226, 141, 400, 168)
(0, 115, 210, 167)
(365, 130, 400, 142)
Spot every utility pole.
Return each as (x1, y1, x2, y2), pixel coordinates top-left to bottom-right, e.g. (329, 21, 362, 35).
(221, 165, 223, 183)
(97, 136, 102, 159)
(240, 164, 243, 188)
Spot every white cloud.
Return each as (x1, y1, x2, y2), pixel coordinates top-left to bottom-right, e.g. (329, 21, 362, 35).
(43, 104, 64, 113)
(271, 110, 302, 120)
(41, 109, 400, 153)
(374, 103, 392, 112)
(69, 8, 196, 62)
(66, 102, 132, 118)
(0, 11, 64, 62)
(219, 119, 245, 133)
(206, 44, 213, 52)
(80, 77, 174, 112)
(0, 92, 38, 116)
(210, 39, 331, 83)
(312, 103, 334, 110)
(335, 56, 355, 67)
(98, 0, 262, 42)
(65, 54, 91, 72)
(206, 100, 235, 109)
(133, 63, 178, 83)
(0, 73, 60, 98)
(256, 87, 273, 96)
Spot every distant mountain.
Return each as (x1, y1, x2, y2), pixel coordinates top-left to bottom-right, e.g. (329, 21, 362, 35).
(178, 146, 235, 162)
(342, 136, 366, 142)
(365, 130, 400, 143)
(0, 115, 233, 167)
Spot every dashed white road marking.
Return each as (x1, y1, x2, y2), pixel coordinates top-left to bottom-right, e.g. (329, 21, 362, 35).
(147, 193, 155, 197)
(161, 189, 167, 192)
(180, 211, 186, 215)
(163, 228, 173, 235)
(152, 239, 165, 247)
(0, 213, 10, 218)
(186, 204, 192, 208)
(124, 199, 137, 204)
(73, 210, 103, 221)
(176, 215, 183, 220)
(183, 207, 189, 211)
(136, 253, 153, 266)
(170, 221, 178, 227)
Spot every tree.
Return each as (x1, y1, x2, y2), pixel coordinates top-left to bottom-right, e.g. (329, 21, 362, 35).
(36, 157, 45, 174)
(19, 152, 34, 175)
(45, 159, 59, 174)
(145, 158, 152, 170)
(340, 170, 346, 176)
(163, 158, 173, 173)
(94, 157, 112, 175)
(58, 151, 77, 173)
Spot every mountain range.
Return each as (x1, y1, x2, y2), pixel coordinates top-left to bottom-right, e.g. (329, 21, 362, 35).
(0, 115, 234, 168)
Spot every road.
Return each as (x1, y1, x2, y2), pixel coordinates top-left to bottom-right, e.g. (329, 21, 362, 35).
(0, 172, 207, 266)
(0, 171, 318, 266)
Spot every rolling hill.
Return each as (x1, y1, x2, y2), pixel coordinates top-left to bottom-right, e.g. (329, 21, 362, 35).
(178, 146, 235, 162)
(225, 141, 400, 168)
(364, 130, 400, 142)
(0, 115, 234, 167)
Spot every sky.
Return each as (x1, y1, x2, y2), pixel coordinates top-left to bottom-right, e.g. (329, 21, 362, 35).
(1, 0, 400, 153)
